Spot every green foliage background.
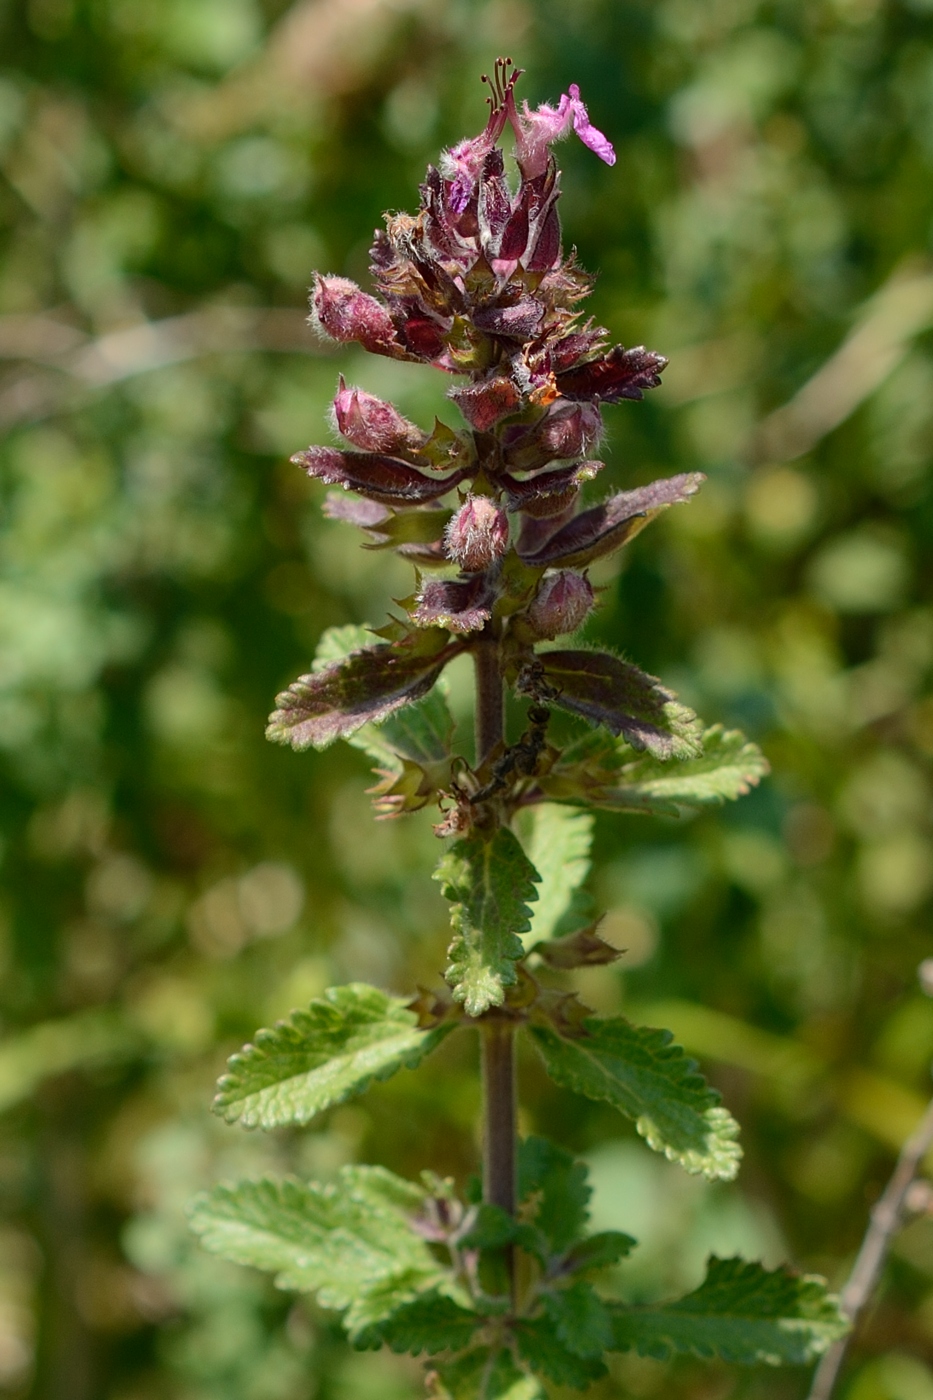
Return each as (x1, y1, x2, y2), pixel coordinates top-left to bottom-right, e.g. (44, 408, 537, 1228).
(2, 0, 933, 1396)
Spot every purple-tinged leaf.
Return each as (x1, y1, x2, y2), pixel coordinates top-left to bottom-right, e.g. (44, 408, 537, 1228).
(533, 922, 621, 970)
(449, 376, 522, 431)
(472, 299, 545, 340)
(412, 578, 492, 635)
(501, 460, 603, 516)
(519, 473, 705, 569)
(546, 321, 609, 373)
(267, 633, 454, 750)
(556, 344, 668, 402)
(530, 651, 703, 758)
(293, 447, 467, 506)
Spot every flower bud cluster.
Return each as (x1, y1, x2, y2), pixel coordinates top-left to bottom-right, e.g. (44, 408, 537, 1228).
(290, 61, 679, 799)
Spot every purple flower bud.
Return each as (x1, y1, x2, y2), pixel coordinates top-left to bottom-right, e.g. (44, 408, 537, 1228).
(527, 570, 594, 638)
(311, 275, 399, 355)
(331, 376, 425, 454)
(506, 402, 603, 471)
(444, 495, 509, 572)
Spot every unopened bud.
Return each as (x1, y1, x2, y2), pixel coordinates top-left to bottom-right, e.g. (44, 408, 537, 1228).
(444, 495, 509, 572)
(507, 402, 603, 471)
(527, 570, 594, 638)
(311, 275, 399, 354)
(332, 377, 425, 454)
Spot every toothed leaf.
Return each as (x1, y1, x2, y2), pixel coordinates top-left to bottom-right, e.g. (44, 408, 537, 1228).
(609, 1257, 848, 1365)
(212, 984, 455, 1129)
(597, 726, 770, 815)
(266, 630, 450, 750)
(189, 1167, 443, 1337)
(430, 1349, 545, 1400)
(514, 1318, 608, 1387)
(436, 829, 539, 1017)
(354, 1291, 481, 1355)
(517, 1136, 591, 1258)
(527, 1016, 742, 1180)
(535, 651, 703, 759)
(517, 806, 593, 949)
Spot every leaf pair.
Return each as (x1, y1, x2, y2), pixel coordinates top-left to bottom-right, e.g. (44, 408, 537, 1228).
(190, 1137, 847, 1390)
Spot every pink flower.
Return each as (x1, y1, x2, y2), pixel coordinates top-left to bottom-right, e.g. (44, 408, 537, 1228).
(508, 82, 616, 180)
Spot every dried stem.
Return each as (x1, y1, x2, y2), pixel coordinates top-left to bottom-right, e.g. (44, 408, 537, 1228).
(806, 1091, 933, 1400)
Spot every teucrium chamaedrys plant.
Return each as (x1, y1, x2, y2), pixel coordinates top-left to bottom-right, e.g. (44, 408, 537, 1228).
(190, 60, 848, 1397)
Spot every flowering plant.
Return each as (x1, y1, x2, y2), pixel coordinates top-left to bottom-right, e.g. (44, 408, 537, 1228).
(190, 61, 847, 1397)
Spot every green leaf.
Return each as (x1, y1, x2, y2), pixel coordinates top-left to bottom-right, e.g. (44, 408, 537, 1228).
(597, 726, 770, 816)
(313, 624, 374, 668)
(212, 983, 455, 1130)
(562, 1230, 637, 1276)
(188, 1166, 444, 1337)
(536, 650, 703, 759)
(354, 1290, 481, 1355)
(435, 829, 539, 1017)
(266, 629, 452, 751)
(542, 1280, 614, 1358)
(514, 1317, 608, 1388)
(517, 1136, 591, 1258)
(527, 1016, 742, 1181)
(517, 805, 593, 948)
(609, 1257, 849, 1365)
(349, 679, 454, 773)
(430, 1349, 545, 1400)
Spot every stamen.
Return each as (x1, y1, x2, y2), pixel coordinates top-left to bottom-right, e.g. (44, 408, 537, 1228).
(481, 56, 521, 114)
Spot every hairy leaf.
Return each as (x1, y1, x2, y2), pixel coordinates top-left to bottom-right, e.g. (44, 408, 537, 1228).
(358, 685, 454, 770)
(514, 1318, 608, 1388)
(189, 1167, 443, 1336)
(609, 1257, 848, 1365)
(293, 446, 467, 505)
(436, 829, 539, 1016)
(413, 578, 492, 635)
(212, 984, 455, 1129)
(519, 474, 704, 569)
(596, 726, 770, 815)
(354, 1290, 481, 1355)
(266, 631, 452, 750)
(430, 1348, 544, 1400)
(534, 651, 703, 759)
(528, 1017, 742, 1180)
(518, 805, 593, 948)
(500, 460, 603, 514)
(555, 343, 668, 403)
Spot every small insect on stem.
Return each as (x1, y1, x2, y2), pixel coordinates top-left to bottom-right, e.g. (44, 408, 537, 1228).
(469, 704, 551, 804)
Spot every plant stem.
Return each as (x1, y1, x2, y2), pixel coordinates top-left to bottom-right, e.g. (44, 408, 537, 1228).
(473, 635, 504, 766)
(481, 1018, 516, 1216)
(473, 633, 516, 1293)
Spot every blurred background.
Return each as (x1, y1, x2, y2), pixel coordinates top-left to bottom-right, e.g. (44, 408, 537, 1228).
(1, 0, 933, 1397)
